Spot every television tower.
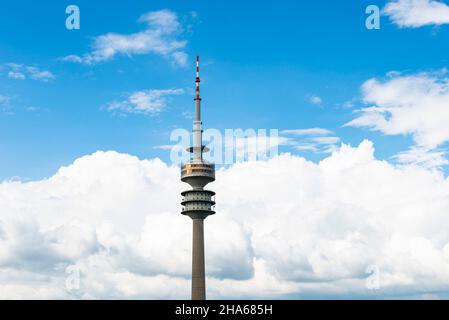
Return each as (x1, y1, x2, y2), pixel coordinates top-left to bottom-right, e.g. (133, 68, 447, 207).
(181, 56, 216, 300)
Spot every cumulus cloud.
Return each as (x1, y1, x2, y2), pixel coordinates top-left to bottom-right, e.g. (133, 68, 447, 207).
(2, 141, 449, 299)
(64, 9, 188, 66)
(107, 89, 184, 115)
(5, 63, 55, 82)
(0, 151, 252, 299)
(384, 0, 449, 28)
(346, 70, 449, 166)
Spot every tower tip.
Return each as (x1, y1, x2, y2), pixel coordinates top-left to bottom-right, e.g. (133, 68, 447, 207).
(195, 55, 201, 101)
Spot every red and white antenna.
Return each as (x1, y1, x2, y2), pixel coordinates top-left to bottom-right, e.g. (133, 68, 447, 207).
(192, 55, 203, 160)
(195, 55, 201, 101)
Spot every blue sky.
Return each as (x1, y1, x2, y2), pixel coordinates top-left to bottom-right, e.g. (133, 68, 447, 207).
(3, 0, 449, 299)
(0, 0, 449, 179)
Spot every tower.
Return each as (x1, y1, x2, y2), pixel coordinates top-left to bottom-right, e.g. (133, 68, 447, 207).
(181, 56, 216, 300)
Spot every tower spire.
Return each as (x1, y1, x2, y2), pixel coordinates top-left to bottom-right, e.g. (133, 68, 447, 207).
(193, 55, 203, 161)
(195, 55, 201, 102)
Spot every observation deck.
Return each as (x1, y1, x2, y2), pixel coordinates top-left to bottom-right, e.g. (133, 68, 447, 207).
(181, 162, 215, 189)
(181, 189, 216, 220)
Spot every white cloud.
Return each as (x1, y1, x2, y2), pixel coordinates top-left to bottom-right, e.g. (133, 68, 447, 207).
(342, 98, 359, 109)
(0, 95, 12, 113)
(392, 147, 449, 168)
(171, 51, 188, 67)
(384, 0, 449, 28)
(282, 128, 340, 154)
(154, 145, 180, 151)
(64, 9, 188, 66)
(26, 106, 39, 112)
(26, 67, 55, 81)
(309, 95, 322, 105)
(346, 70, 449, 168)
(2, 142, 449, 298)
(281, 128, 334, 136)
(0, 95, 10, 105)
(7, 71, 25, 80)
(61, 55, 83, 63)
(346, 71, 449, 150)
(107, 89, 184, 115)
(5, 64, 55, 82)
(138, 10, 181, 33)
(310, 136, 341, 145)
